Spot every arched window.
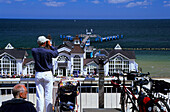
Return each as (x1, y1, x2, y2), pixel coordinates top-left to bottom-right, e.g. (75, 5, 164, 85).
(57, 56, 69, 62)
(109, 55, 129, 74)
(0, 55, 16, 75)
(73, 55, 81, 72)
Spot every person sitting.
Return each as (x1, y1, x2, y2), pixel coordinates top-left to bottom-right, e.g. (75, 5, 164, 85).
(0, 84, 37, 112)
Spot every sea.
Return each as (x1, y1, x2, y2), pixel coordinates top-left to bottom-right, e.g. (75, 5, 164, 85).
(0, 19, 170, 77)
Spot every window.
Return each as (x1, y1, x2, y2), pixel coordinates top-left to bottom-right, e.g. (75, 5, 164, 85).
(73, 55, 81, 72)
(109, 55, 129, 74)
(54, 68, 63, 76)
(11, 59, 17, 75)
(57, 56, 69, 62)
(67, 69, 70, 76)
(55, 69, 59, 76)
(59, 69, 63, 76)
(0, 55, 16, 75)
(87, 63, 97, 74)
(27, 63, 35, 75)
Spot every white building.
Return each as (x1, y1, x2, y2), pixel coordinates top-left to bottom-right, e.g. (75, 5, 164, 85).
(0, 43, 28, 76)
(53, 36, 138, 76)
(0, 36, 138, 77)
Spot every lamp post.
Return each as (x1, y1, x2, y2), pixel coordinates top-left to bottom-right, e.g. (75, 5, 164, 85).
(96, 54, 106, 108)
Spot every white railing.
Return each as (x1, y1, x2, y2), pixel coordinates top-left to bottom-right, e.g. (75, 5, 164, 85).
(0, 78, 170, 112)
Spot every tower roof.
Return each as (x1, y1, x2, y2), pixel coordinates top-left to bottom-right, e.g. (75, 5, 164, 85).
(73, 35, 80, 41)
(63, 38, 68, 41)
(70, 44, 84, 53)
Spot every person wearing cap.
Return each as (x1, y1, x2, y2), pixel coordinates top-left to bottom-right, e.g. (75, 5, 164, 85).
(0, 84, 37, 112)
(32, 36, 58, 112)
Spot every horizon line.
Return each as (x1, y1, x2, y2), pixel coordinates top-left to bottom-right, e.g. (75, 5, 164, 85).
(0, 18, 170, 20)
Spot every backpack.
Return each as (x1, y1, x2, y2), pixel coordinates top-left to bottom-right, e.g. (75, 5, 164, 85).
(138, 94, 153, 112)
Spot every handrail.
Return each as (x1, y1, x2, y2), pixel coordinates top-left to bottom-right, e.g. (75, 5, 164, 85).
(0, 77, 116, 82)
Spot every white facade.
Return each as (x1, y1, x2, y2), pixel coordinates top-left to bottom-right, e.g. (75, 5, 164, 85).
(0, 45, 15, 76)
(0, 43, 33, 76)
(22, 61, 35, 76)
(0, 42, 138, 77)
(52, 41, 138, 76)
(16, 59, 23, 75)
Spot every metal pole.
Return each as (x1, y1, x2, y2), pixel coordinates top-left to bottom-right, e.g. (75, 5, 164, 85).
(116, 88, 117, 108)
(99, 63, 104, 108)
(111, 87, 112, 108)
(27, 81, 29, 100)
(80, 81, 82, 112)
(97, 54, 106, 108)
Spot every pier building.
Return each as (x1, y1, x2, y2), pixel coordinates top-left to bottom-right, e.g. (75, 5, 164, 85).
(0, 36, 138, 77)
(54, 36, 138, 76)
(0, 43, 28, 77)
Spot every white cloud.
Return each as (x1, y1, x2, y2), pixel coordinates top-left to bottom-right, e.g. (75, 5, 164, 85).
(126, 0, 150, 7)
(164, 4, 170, 6)
(43, 1, 66, 7)
(0, 0, 25, 4)
(70, 0, 77, 2)
(108, 0, 133, 4)
(163, 1, 167, 3)
(92, 0, 100, 4)
(6, 0, 11, 3)
(163, 1, 170, 7)
(0, 0, 11, 3)
(15, 0, 25, 1)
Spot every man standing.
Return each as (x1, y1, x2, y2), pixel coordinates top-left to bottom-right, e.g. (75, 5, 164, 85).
(32, 36, 58, 112)
(0, 84, 37, 112)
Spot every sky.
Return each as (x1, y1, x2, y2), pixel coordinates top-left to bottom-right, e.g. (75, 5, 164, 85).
(0, 0, 170, 19)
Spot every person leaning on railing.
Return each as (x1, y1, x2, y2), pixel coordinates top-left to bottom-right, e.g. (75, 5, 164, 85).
(32, 36, 58, 112)
(0, 84, 37, 112)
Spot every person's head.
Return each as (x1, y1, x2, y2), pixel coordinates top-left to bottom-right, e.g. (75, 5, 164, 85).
(37, 36, 49, 47)
(12, 84, 28, 99)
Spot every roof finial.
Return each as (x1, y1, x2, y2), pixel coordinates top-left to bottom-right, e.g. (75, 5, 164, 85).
(114, 44, 122, 50)
(5, 43, 14, 49)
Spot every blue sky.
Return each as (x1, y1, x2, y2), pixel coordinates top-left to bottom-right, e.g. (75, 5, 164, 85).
(0, 0, 170, 19)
